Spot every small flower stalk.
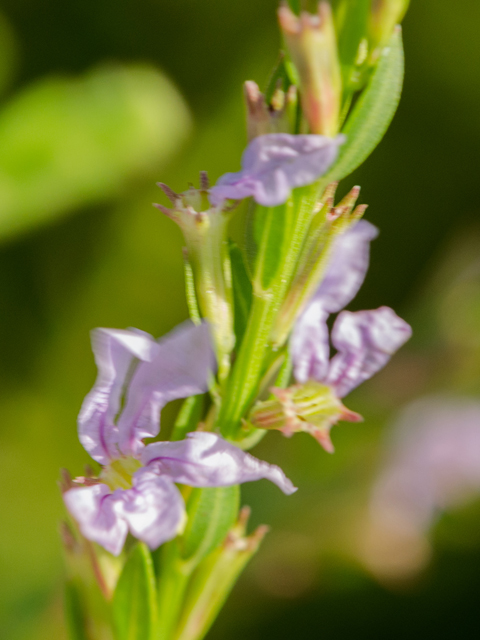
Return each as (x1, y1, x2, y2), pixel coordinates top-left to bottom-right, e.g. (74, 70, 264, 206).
(278, 2, 342, 136)
(60, 3, 413, 639)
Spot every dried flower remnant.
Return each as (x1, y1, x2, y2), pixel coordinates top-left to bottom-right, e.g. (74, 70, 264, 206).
(209, 133, 345, 208)
(63, 322, 295, 555)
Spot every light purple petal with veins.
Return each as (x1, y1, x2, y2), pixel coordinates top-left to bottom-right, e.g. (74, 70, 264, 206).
(290, 300, 331, 384)
(118, 322, 215, 457)
(117, 469, 185, 550)
(291, 221, 378, 385)
(210, 133, 345, 207)
(63, 484, 128, 556)
(78, 329, 157, 464)
(312, 220, 378, 314)
(141, 432, 297, 495)
(326, 307, 412, 397)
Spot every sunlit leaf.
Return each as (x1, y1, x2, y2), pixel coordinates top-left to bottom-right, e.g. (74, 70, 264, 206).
(112, 543, 157, 640)
(326, 28, 404, 182)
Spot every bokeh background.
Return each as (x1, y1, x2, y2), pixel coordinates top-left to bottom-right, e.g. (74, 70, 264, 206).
(1, 1, 480, 638)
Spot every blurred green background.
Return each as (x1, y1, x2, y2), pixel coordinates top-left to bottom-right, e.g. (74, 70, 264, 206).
(1, 1, 480, 638)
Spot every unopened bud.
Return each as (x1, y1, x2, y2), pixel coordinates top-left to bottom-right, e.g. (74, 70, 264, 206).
(368, 0, 410, 64)
(278, 2, 341, 136)
(249, 380, 362, 452)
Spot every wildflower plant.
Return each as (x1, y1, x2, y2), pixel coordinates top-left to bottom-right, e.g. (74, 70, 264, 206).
(61, 2, 412, 639)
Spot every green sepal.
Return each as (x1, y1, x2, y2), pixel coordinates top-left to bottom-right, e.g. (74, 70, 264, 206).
(230, 242, 252, 350)
(179, 485, 240, 567)
(183, 253, 202, 325)
(64, 579, 90, 640)
(112, 543, 157, 640)
(326, 27, 404, 182)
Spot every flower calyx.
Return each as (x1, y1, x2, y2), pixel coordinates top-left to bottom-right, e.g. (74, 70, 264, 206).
(244, 79, 297, 141)
(249, 380, 362, 452)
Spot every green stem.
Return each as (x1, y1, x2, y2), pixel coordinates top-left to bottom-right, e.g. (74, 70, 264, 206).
(218, 182, 323, 438)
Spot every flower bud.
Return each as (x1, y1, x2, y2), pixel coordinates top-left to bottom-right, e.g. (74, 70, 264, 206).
(368, 0, 410, 64)
(278, 2, 342, 136)
(249, 380, 361, 452)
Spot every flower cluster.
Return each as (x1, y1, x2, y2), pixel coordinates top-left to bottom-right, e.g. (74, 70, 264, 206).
(251, 219, 412, 451)
(63, 322, 295, 555)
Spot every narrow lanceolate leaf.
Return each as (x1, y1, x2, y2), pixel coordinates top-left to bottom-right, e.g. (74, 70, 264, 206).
(64, 580, 91, 640)
(112, 543, 157, 640)
(179, 486, 240, 567)
(326, 28, 404, 182)
(230, 242, 252, 349)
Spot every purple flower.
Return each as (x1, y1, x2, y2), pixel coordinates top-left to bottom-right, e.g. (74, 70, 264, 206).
(291, 220, 412, 396)
(64, 322, 296, 555)
(371, 398, 480, 533)
(209, 133, 345, 208)
(362, 398, 480, 579)
(252, 220, 411, 451)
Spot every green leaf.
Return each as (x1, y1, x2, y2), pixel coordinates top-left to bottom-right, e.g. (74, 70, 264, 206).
(326, 28, 404, 182)
(170, 394, 204, 441)
(179, 485, 240, 566)
(230, 242, 252, 349)
(0, 64, 190, 241)
(112, 543, 157, 640)
(64, 580, 90, 640)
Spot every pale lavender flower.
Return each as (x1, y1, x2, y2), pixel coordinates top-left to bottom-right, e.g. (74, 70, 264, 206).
(362, 398, 480, 579)
(291, 220, 412, 396)
(64, 322, 296, 555)
(209, 133, 345, 208)
(371, 398, 480, 533)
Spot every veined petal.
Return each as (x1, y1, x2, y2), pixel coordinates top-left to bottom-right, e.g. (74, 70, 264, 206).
(78, 329, 157, 464)
(312, 219, 378, 315)
(63, 484, 128, 556)
(141, 432, 297, 495)
(326, 307, 412, 397)
(118, 322, 215, 457)
(210, 133, 344, 207)
(117, 469, 186, 550)
(290, 300, 330, 384)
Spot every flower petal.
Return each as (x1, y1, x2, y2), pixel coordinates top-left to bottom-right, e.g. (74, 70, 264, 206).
(141, 432, 297, 495)
(312, 219, 378, 315)
(210, 133, 344, 207)
(78, 328, 157, 464)
(63, 484, 128, 556)
(118, 322, 215, 457)
(116, 469, 186, 550)
(290, 300, 331, 384)
(326, 307, 412, 397)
